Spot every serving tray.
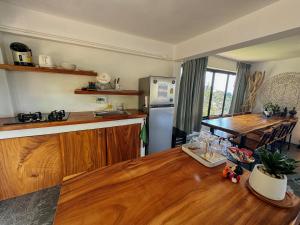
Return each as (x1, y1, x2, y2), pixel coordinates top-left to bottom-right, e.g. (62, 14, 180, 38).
(182, 143, 227, 167)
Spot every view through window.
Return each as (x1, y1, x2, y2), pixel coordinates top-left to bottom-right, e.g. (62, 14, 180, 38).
(203, 69, 236, 118)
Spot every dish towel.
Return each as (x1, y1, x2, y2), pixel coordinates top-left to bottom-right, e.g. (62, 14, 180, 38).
(140, 121, 148, 146)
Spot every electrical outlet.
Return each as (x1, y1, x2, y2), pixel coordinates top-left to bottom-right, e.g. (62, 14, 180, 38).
(96, 96, 107, 104)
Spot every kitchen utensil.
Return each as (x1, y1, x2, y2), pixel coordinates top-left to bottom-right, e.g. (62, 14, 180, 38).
(115, 77, 120, 89)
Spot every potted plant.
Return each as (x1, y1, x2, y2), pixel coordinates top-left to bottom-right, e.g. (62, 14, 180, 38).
(272, 104, 281, 116)
(263, 102, 274, 117)
(289, 107, 297, 118)
(249, 148, 299, 200)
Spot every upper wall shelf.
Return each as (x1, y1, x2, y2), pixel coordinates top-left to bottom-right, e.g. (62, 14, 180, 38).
(0, 64, 97, 76)
(74, 89, 142, 96)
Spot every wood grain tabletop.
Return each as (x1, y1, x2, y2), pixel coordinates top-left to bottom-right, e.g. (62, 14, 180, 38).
(202, 114, 292, 135)
(54, 148, 300, 225)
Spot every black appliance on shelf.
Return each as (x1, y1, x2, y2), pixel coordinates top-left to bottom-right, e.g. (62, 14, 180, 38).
(10, 42, 34, 66)
(3, 110, 69, 125)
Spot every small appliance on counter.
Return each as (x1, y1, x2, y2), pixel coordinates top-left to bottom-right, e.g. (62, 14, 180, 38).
(139, 76, 176, 155)
(10, 42, 33, 66)
(3, 110, 69, 125)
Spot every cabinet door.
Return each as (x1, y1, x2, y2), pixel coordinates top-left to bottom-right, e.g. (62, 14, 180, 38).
(59, 129, 106, 177)
(0, 134, 62, 201)
(106, 124, 141, 165)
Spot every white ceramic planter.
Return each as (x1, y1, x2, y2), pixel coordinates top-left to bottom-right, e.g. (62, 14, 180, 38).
(249, 164, 287, 201)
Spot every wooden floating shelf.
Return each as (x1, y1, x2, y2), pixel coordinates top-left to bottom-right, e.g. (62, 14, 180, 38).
(74, 89, 142, 96)
(0, 64, 97, 76)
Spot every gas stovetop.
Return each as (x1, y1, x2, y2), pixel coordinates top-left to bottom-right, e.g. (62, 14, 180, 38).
(3, 110, 70, 125)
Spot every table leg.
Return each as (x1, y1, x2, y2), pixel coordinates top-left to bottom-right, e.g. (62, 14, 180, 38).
(239, 135, 246, 148)
(210, 127, 215, 135)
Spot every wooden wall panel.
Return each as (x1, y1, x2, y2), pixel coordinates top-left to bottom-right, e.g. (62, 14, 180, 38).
(59, 129, 106, 177)
(0, 134, 62, 200)
(106, 124, 140, 165)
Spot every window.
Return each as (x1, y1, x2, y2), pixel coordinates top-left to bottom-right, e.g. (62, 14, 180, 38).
(203, 69, 236, 118)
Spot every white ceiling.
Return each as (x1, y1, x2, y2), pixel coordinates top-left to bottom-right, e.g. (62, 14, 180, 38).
(218, 34, 300, 62)
(1, 0, 277, 43)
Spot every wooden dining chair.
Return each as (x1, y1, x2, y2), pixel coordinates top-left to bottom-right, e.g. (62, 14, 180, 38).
(268, 123, 283, 144)
(272, 122, 291, 152)
(231, 128, 273, 151)
(278, 122, 291, 140)
(286, 119, 298, 150)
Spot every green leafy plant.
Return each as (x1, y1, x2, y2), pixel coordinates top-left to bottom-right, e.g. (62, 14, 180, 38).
(264, 102, 274, 112)
(272, 104, 281, 114)
(258, 148, 299, 178)
(263, 102, 281, 114)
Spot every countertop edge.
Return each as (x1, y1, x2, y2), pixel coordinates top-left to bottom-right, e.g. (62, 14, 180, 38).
(0, 110, 147, 132)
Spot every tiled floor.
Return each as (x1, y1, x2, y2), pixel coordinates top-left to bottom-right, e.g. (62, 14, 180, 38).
(0, 186, 60, 225)
(283, 144, 300, 196)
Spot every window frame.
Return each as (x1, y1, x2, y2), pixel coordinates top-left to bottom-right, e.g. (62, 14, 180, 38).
(203, 68, 236, 119)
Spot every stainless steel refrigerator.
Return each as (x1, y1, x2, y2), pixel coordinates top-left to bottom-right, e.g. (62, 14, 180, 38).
(139, 76, 176, 154)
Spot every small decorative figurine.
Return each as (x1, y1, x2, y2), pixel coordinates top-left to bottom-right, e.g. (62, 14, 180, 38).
(222, 147, 255, 184)
(289, 107, 297, 118)
(281, 107, 288, 117)
(223, 164, 243, 183)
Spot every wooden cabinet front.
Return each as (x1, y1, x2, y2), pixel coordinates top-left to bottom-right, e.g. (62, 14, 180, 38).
(59, 129, 106, 177)
(0, 123, 141, 200)
(0, 134, 62, 200)
(106, 124, 141, 165)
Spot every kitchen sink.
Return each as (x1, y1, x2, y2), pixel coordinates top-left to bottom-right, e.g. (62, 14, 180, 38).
(94, 110, 129, 117)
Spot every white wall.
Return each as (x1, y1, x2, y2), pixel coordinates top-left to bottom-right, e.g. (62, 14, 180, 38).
(208, 56, 237, 72)
(2, 1, 300, 62)
(0, 33, 14, 117)
(0, 33, 174, 114)
(251, 56, 300, 144)
(175, 0, 300, 60)
(0, 1, 173, 60)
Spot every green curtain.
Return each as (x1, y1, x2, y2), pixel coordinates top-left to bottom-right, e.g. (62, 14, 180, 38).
(176, 57, 208, 134)
(230, 62, 251, 113)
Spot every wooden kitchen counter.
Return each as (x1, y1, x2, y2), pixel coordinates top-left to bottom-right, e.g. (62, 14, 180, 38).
(54, 148, 300, 225)
(0, 109, 146, 131)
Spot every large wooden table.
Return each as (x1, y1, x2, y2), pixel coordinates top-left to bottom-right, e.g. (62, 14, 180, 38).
(54, 148, 300, 225)
(202, 114, 289, 147)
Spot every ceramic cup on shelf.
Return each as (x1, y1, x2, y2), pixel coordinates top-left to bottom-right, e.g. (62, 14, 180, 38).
(39, 55, 54, 68)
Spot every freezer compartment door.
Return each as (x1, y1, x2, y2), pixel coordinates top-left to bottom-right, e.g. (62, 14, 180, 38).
(149, 77, 176, 106)
(148, 107, 174, 154)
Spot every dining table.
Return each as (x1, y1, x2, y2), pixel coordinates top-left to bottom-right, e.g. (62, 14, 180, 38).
(201, 113, 289, 147)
